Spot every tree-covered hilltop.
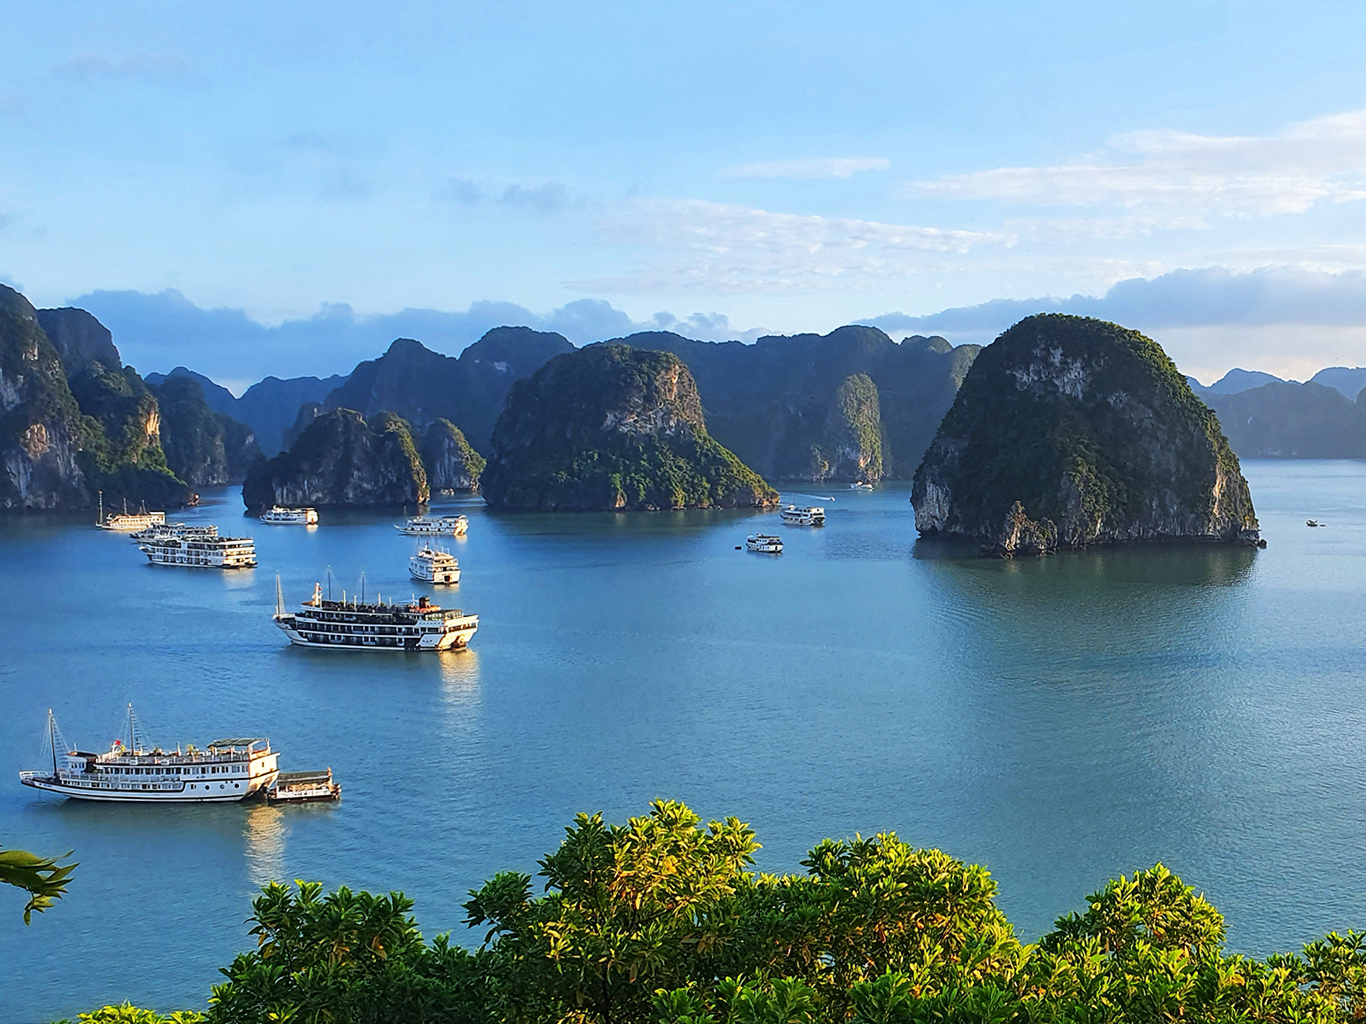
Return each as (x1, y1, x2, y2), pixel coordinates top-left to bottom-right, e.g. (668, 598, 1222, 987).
(62, 799, 1366, 1024)
(241, 407, 428, 510)
(912, 314, 1260, 556)
(421, 417, 485, 492)
(148, 375, 262, 487)
(482, 345, 778, 511)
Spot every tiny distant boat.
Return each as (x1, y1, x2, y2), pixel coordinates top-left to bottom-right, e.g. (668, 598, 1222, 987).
(849, 482, 874, 492)
(260, 506, 318, 525)
(396, 514, 468, 536)
(140, 533, 257, 569)
(19, 706, 279, 803)
(1306, 519, 1322, 527)
(97, 495, 166, 532)
(410, 544, 460, 584)
(274, 577, 478, 651)
(746, 533, 783, 554)
(780, 505, 825, 526)
(130, 522, 219, 542)
(268, 768, 340, 804)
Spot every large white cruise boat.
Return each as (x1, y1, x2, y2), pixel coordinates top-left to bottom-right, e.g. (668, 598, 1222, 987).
(130, 522, 219, 542)
(19, 707, 279, 803)
(410, 545, 460, 584)
(780, 505, 825, 526)
(140, 534, 257, 568)
(260, 506, 319, 525)
(274, 578, 478, 651)
(746, 533, 783, 553)
(396, 514, 468, 536)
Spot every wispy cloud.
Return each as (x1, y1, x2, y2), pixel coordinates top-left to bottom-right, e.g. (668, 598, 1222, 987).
(582, 198, 1007, 294)
(903, 107, 1366, 217)
(53, 52, 190, 81)
(435, 178, 570, 213)
(721, 157, 890, 180)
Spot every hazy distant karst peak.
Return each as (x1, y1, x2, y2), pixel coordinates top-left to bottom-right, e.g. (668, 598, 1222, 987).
(1206, 367, 1286, 394)
(911, 314, 1260, 556)
(482, 344, 778, 511)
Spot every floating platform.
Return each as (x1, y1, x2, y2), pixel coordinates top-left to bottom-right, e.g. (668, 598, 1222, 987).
(267, 768, 340, 803)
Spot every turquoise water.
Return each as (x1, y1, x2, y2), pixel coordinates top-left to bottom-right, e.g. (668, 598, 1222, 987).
(2, 460, 1365, 1022)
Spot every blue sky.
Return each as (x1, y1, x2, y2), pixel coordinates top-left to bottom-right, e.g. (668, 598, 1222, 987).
(4, 1, 1366, 388)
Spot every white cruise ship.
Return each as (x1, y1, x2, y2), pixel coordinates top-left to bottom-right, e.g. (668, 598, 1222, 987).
(849, 481, 874, 492)
(780, 505, 825, 526)
(746, 533, 783, 553)
(19, 708, 278, 803)
(260, 506, 319, 525)
(140, 534, 257, 568)
(396, 514, 468, 536)
(410, 545, 460, 584)
(130, 522, 219, 542)
(274, 579, 478, 651)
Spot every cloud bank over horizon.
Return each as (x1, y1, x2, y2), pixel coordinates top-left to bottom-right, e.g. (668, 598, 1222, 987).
(66, 265, 1366, 393)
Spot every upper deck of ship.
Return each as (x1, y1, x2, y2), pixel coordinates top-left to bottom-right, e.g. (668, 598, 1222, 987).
(298, 594, 472, 622)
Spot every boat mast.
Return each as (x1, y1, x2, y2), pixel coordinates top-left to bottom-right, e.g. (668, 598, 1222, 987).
(98, 490, 104, 526)
(48, 709, 57, 777)
(275, 573, 285, 618)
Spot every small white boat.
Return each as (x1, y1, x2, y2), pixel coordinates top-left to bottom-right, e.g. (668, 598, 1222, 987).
(849, 482, 874, 492)
(260, 506, 318, 525)
(396, 514, 468, 536)
(780, 505, 825, 526)
(268, 768, 340, 803)
(410, 544, 461, 584)
(746, 533, 783, 554)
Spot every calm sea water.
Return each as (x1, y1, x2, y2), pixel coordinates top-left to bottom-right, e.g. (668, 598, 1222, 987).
(2, 460, 1365, 1022)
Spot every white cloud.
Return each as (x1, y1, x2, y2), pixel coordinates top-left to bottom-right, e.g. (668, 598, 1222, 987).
(721, 157, 890, 180)
(903, 107, 1366, 217)
(582, 198, 1008, 294)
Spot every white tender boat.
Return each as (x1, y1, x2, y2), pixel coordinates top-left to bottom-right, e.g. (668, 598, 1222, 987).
(19, 707, 279, 803)
(849, 482, 874, 492)
(268, 768, 340, 803)
(260, 506, 319, 525)
(746, 533, 784, 554)
(274, 577, 478, 651)
(410, 545, 460, 584)
(396, 514, 468, 536)
(140, 534, 257, 569)
(780, 505, 825, 526)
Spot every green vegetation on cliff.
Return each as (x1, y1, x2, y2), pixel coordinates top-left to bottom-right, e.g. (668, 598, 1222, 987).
(421, 417, 486, 492)
(149, 376, 262, 487)
(482, 345, 777, 510)
(242, 408, 428, 510)
(66, 799, 1366, 1024)
(913, 314, 1258, 554)
(68, 364, 187, 507)
(810, 373, 884, 483)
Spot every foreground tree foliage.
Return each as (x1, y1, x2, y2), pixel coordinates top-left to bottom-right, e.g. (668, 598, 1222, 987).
(72, 800, 1366, 1023)
(1, 842, 76, 923)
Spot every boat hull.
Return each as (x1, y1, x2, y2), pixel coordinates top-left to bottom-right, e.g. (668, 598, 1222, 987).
(275, 621, 474, 651)
(20, 773, 276, 803)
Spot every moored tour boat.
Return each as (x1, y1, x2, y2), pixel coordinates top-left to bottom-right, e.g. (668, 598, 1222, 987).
(19, 707, 279, 803)
(746, 533, 783, 554)
(97, 493, 167, 531)
(274, 577, 478, 651)
(260, 506, 319, 525)
(849, 481, 874, 492)
(140, 534, 257, 569)
(130, 522, 219, 542)
(410, 545, 460, 584)
(396, 514, 468, 536)
(780, 505, 825, 526)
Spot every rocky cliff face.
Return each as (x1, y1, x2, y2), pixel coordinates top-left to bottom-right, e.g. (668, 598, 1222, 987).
(242, 408, 428, 510)
(150, 375, 262, 487)
(482, 345, 778, 511)
(0, 286, 90, 509)
(324, 328, 574, 453)
(420, 419, 485, 492)
(612, 327, 978, 481)
(810, 374, 884, 483)
(911, 314, 1259, 556)
(34, 307, 122, 376)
